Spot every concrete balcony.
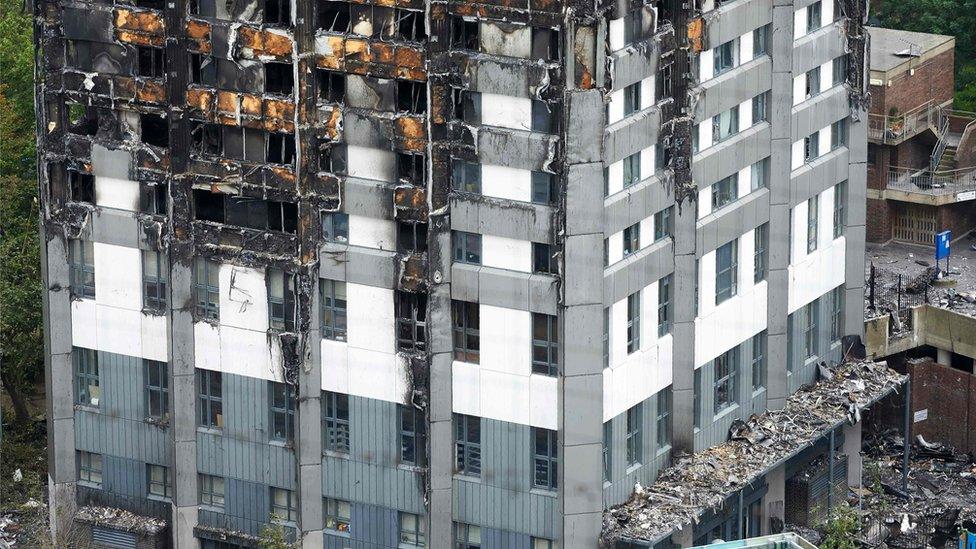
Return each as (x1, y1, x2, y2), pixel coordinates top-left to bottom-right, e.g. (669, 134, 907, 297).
(884, 166, 976, 206)
(867, 100, 948, 145)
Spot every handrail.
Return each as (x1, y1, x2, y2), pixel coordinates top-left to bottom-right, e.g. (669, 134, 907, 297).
(929, 113, 950, 171)
(886, 164, 976, 197)
(867, 99, 945, 144)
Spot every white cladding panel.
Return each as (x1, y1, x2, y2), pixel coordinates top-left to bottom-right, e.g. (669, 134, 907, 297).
(93, 243, 142, 311)
(480, 93, 532, 131)
(482, 164, 532, 202)
(346, 145, 396, 182)
(348, 214, 396, 251)
(95, 177, 140, 211)
(482, 235, 532, 273)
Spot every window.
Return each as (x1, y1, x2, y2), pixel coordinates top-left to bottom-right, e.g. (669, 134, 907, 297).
(603, 307, 610, 369)
(69, 239, 95, 299)
(320, 279, 347, 341)
(693, 368, 702, 428)
(804, 131, 820, 162)
(833, 181, 846, 238)
(713, 39, 737, 76)
(452, 231, 482, 265)
(141, 250, 167, 311)
(602, 421, 612, 481)
(623, 152, 641, 188)
(147, 464, 171, 499)
(198, 369, 223, 429)
(397, 221, 428, 254)
(806, 67, 821, 99)
(623, 223, 640, 257)
(625, 403, 642, 466)
(66, 103, 98, 136)
(623, 8, 643, 45)
(397, 152, 426, 186)
(713, 347, 739, 413)
(452, 301, 480, 363)
(754, 224, 768, 283)
(532, 242, 555, 274)
(319, 1, 350, 32)
(624, 82, 641, 116)
(752, 91, 768, 124)
(68, 170, 95, 204)
(832, 55, 848, 86)
(751, 158, 768, 191)
(531, 100, 559, 134)
(532, 428, 558, 490)
(193, 258, 220, 321)
(400, 512, 426, 546)
(456, 523, 481, 549)
(532, 538, 554, 549)
(189, 53, 217, 85)
(831, 119, 848, 149)
(715, 239, 738, 304)
(144, 360, 169, 420)
(454, 414, 481, 476)
(78, 451, 102, 486)
(324, 498, 350, 532)
(322, 212, 349, 242)
(264, 0, 290, 25)
(396, 80, 427, 115)
(396, 8, 426, 42)
(711, 173, 737, 211)
(271, 488, 296, 523)
(627, 292, 641, 354)
(807, 1, 822, 33)
(140, 113, 169, 148)
(267, 133, 296, 165)
(140, 181, 167, 216)
(656, 387, 672, 449)
(267, 268, 296, 332)
(269, 382, 295, 442)
(807, 195, 819, 253)
(712, 106, 739, 143)
(451, 16, 479, 50)
(657, 62, 673, 102)
(199, 474, 225, 509)
(318, 70, 345, 103)
(191, 122, 222, 156)
(531, 171, 557, 205)
(137, 46, 165, 78)
(531, 26, 561, 61)
(804, 300, 819, 358)
(830, 286, 844, 343)
(400, 405, 426, 467)
(531, 314, 558, 376)
(453, 89, 481, 124)
(657, 275, 672, 337)
(751, 331, 766, 390)
(264, 62, 294, 95)
(396, 291, 427, 352)
(753, 24, 769, 57)
(451, 158, 481, 193)
(654, 206, 673, 241)
(323, 391, 350, 454)
(74, 347, 99, 407)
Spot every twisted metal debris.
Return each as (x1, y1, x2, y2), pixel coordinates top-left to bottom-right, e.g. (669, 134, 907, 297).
(74, 506, 168, 535)
(602, 360, 907, 545)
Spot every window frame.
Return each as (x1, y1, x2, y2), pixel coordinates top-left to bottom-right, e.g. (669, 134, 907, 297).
(830, 286, 844, 343)
(270, 487, 297, 523)
(754, 223, 768, 283)
(324, 497, 351, 533)
(623, 152, 641, 188)
(657, 274, 673, 337)
(454, 414, 482, 477)
(623, 81, 641, 116)
(452, 231, 482, 265)
(715, 239, 739, 304)
(803, 300, 819, 359)
(269, 381, 296, 443)
(69, 239, 96, 299)
(807, 195, 819, 254)
(198, 473, 225, 509)
(198, 369, 223, 429)
(193, 257, 220, 321)
(321, 279, 347, 341)
(531, 427, 558, 490)
(399, 511, 426, 547)
(531, 313, 559, 376)
(625, 403, 643, 466)
(751, 331, 767, 391)
(713, 39, 737, 77)
(656, 386, 672, 449)
(626, 292, 641, 354)
(833, 181, 846, 238)
(399, 405, 427, 467)
(653, 206, 673, 242)
(78, 450, 103, 486)
(455, 522, 482, 549)
(532, 242, 556, 274)
(74, 347, 100, 407)
(807, 1, 822, 33)
(452, 301, 480, 363)
(623, 222, 640, 257)
(711, 173, 738, 211)
(322, 211, 349, 243)
(323, 390, 351, 454)
(147, 464, 172, 499)
(712, 106, 740, 144)
(267, 268, 296, 332)
(395, 291, 428, 353)
(142, 250, 168, 311)
(713, 347, 739, 413)
(144, 359, 169, 420)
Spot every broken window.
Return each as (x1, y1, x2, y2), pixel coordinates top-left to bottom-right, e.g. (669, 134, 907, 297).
(713, 346, 739, 413)
(754, 223, 768, 283)
(319, 1, 351, 32)
(452, 300, 479, 363)
(531, 313, 558, 376)
(318, 70, 346, 103)
(193, 257, 220, 321)
(531, 26, 560, 61)
(269, 381, 295, 442)
(137, 46, 166, 78)
(322, 212, 349, 243)
(623, 8, 644, 45)
(624, 81, 641, 116)
(450, 17, 479, 50)
(191, 122, 222, 156)
(143, 250, 168, 311)
(715, 239, 738, 304)
(396, 152, 425, 185)
(805, 130, 820, 161)
(531, 100, 559, 134)
(452, 89, 481, 125)
(192, 189, 224, 223)
(623, 152, 640, 187)
(397, 221, 428, 254)
(454, 413, 481, 476)
(190, 53, 217, 86)
(198, 369, 223, 429)
(135, 0, 165, 9)
(452, 231, 481, 265)
(833, 181, 846, 238)
(267, 268, 296, 332)
(711, 173, 737, 211)
(144, 359, 169, 420)
(625, 403, 642, 465)
(531, 171, 557, 205)
(77, 450, 102, 486)
(532, 428, 557, 490)
(532, 242, 555, 274)
(806, 66, 821, 99)
(74, 347, 99, 407)
(396, 80, 426, 114)
(140, 113, 169, 148)
(807, 194, 819, 253)
(653, 206, 672, 241)
(656, 386, 672, 448)
(267, 133, 296, 166)
(321, 279, 347, 341)
(264, 0, 291, 26)
(264, 62, 294, 95)
(147, 464, 171, 499)
(399, 405, 426, 467)
(68, 170, 95, 204)
(69, 239, 95, 299)
(319, 143, 347, 173)
(655, 141, 669, 171)
(395, 291, 427, 352)
(66, 103, 98, 135)
(268, 200, 298, 233)
(199, 474, 225, 509)
(627, 292, 640, 354)
(451, 158, 481, 193)
(713, 39, 737, 77)
(657, 274, 672, 337)
(623, 222, 639, 257)
(323, 391, 350, 453)
(656, 62, 672, 103)
(752, 331, 767, 390)
(395, 8, 426, 42)
(141, 182, 167, 216)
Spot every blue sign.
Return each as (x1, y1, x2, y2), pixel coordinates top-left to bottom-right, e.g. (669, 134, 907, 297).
(936, 231, 951, 260)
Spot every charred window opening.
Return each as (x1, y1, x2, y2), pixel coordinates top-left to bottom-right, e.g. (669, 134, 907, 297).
(451, 158, 481, 193)
(318, 70, 346, 103)
(451, 17, 479, 51)
(267, 200, 298, 233)
(531, 100, 560, 134)
(531, 171, 557, 205)
(192, 189, 224, 223)
(267, 268, 296, 332)
(267, 133, 296, 166)
(395, 291, 427, 352)
(221, 126, 267, 162)
(66, 103, 98, 136)
(140, 113, 169, 148)
(137, 46, 166, 78)
(531, 27, 560, 62)
(318, 1, 351, 32)
(623, 8, 645, 45)
(395, 9, 426, 42)
(141, 182, 168, 215)
(348, 5, 394, 37)
(396, 80, 426, 114)
(396, 152, 425, 185)
(532, 243, 555, 274)
(190, 53, 217, 86)
(452, 300, 479, 363)
(397, 221, 428, 254)
(135, 0, 165, 9)
(657, 62, 673, 104)
(191, 122, 222, 156)
(193, 191, 299, 234)
(264, 62, 294, 96)
(452, 89, 481, 125)
(319, 142, 347, 173)
(264, 0, 291, 26)
(68, 170, 95, 204)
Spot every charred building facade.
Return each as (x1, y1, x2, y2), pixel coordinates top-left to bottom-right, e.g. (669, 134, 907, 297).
(34, 0, 868, 545)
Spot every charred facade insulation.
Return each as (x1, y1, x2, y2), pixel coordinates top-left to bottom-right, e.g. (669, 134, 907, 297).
(35, 0, 869, 545)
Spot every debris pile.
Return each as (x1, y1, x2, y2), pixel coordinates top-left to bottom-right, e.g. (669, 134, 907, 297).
(601, 361, 906, 545)
(74, 506, 167, 535)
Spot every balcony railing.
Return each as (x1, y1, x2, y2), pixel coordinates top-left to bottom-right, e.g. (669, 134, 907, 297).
(886, 165, 976, 200)
(868, 100, 948, 145)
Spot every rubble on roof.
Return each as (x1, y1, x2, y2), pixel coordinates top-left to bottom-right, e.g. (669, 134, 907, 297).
(74, 506, 167, 535)
(601, 360, 906, 545)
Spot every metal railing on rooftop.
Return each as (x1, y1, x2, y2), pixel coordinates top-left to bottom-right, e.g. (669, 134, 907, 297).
(886, 165, 976, 199)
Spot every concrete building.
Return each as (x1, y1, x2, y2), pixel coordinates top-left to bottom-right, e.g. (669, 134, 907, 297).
(34, 0, 868, 545)
(865, 26, 976, 246)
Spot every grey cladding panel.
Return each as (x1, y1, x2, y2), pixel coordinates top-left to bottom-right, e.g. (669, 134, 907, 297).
(705, 0, 773, 47)
(604, 108, 661, 164)
(792, 23, 846, 75)
(449, 196, 553, 243)
(696, 189, 770, 255)
(601, 389, 672, 507)
(696, 58, 772, 122)
(790, 148, 850, 206)
(476, 127, 557, 172)
(604, 177, 673, 236)
(791, 87, 850, 141)
(693, 125, 771, 187)
(611, 45, 659, 91)
(603, 239, 674, 306)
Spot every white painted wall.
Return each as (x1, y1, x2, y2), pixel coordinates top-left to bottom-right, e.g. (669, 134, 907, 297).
(482, 164, 531, 202)
(479, 22, 530, 58)
(609, 18, 625, 52)
(608, 88, 625, 125)
(740, 29, 754, 62)
(698, 121, 714, 151)
(95, 177, 140, 211)
(794, 6, 808, 40)
(348, 214, 395, 251)
(607, 160, 624, 196)
(480, 93, 532, 131)
(793, 73, 806, 105)
(822, 0, 833, 26)
(699, 48, 714, 82)
(789, 188, 846, 313)
(482, 234, 532, 272)
(791, 139, 805, 170)
(219, 265, 268, 332)
(346, 145, 395, 182)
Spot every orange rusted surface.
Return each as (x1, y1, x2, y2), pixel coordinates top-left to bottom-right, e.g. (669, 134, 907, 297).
(186, 88, 215, 114)
(393, 186, 428, 216)
(323, 109, 343, 141)
(114, 8, 165, 34)
(135, 79, 167, 103)
(270, 166, 297, 185)
(236, 26, 294, 60)
(688, 18, 704, 53)
(216, 91, 238, 114)
(241, 94, 263, 117)
(116, 30, 165, 47)
(186, 18, 211, 40)
(113, 76, 137, 100)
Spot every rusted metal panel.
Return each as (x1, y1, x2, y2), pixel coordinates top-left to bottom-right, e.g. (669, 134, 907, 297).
(688, 17, 704, 54)
(235, 26, 295, 60)
(393, 185, 429, 222)
(185, 19, 212, 53)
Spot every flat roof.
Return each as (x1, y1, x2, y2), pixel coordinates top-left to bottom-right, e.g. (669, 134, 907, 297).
(866, 26, 954, 74)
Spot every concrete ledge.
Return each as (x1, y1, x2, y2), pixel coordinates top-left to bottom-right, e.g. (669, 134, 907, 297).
(603, 238, 674, 306)
(450, 263, 558, 315)
(450, 195, 554, 243)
